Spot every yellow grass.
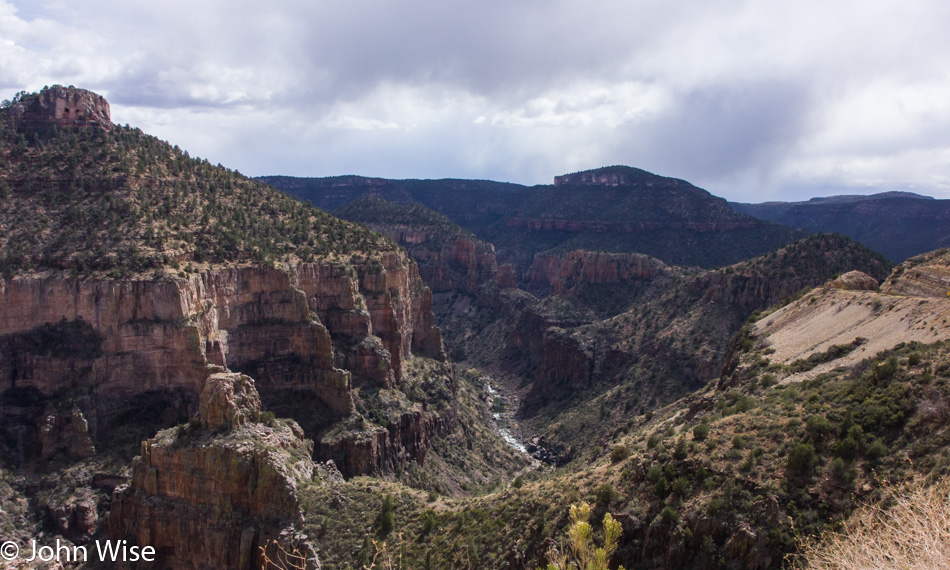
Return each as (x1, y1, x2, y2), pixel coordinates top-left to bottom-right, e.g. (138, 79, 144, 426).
(799, 476, 950, 569)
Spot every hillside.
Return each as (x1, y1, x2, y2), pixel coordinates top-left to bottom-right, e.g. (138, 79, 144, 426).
(279, 250, 950, 570)
(3, 85, 944, 570)
(506, 234, 892, 457)
(731, 193, 950, 262)
(0, 87, 527, 568)
(261, 167, 808, 275)
(0, 92, 393, 280)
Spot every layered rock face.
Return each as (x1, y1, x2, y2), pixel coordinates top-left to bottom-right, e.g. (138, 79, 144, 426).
(882, 249, 950, 297)
(514, 237, 893, 419)
(9, 85, 111, 128)
(109, 372, 320, 569)
(525, 250, 669, 296)
(372, 229, 515, 295)
(342, 217, 517, 296)
(0, 253, 444, 475)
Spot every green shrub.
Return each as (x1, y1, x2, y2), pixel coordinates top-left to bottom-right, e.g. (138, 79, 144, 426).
(829, 457, 854, 484)
(835, 437, 859, 461)
(673, 438, 688, 460)
(659, 506, 679, 525)
(732, 435, 746, 450)
(805, 415, 833, 441)
(380, 494, 395, 536)
(596, 483, 618, 506)
(610, 445, 631, 464)
(787, 442, 818, 475)
(760, 374, 778, 389)
(420, 509, 436, 535)
(692, 422, 710, 441)
(258, 411, 277, 428)
(866, 438, 887, 462)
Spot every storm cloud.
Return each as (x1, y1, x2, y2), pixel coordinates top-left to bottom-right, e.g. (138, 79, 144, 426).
(2, 0, 949, 200)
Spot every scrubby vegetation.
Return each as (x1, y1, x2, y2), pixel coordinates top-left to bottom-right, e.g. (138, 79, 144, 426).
(336, 195, 472, 243)
(0, 105, 393, 278)
(294, 339, 950, 568)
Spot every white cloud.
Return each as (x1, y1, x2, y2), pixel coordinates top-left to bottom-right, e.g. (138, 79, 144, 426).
(1, 0, 949, 200)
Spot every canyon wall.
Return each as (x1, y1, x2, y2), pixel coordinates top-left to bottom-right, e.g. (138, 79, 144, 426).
(366, 228, 517, 296)
(525, 250, 669, 296)
(0, 253, 445, 475)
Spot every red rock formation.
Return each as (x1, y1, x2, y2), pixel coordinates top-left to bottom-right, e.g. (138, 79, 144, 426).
(319, 403, 458, 478)
(0, 253, 445, 476)
(108, 372, 319, 569)
(526, 250, 668, 296)
(523, 330, 594, 409)
(369, 228, 514, 297)
(9, 85, 111, 129)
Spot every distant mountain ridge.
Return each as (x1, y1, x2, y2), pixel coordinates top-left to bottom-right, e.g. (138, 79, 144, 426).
(731, 192, 950, 262)
(260, 166, 806, 274)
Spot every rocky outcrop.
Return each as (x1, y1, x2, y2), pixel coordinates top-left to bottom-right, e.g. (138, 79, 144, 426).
(882, 249, 950, 297)
(319, 405, 458, 478)
(828, 270, 879, 291)
(47, 488, 99, 543)
(363, 227, 516, 297)
(109, 372, 319, 569)
(554, 170, 637, 187)
(0, 253, 445, 476)
(522, 330, 594, 412)
(38, 405, 96, 459)
(526, 250, 669, 296)
(506, 300, 594, 371)
(9, 85, 111, 129)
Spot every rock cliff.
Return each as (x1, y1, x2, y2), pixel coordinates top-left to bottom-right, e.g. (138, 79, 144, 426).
(515, 235, 892, 431)
(7, 85, 111, 129)
(881, 249, 950, 297)
(335, 195, 517, 296)
(109, 372, 320, 569)
(0, 253, 445, 476)
(525, 250, 669, 297)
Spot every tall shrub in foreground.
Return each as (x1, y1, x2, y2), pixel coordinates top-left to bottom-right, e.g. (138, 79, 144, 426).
(543, 502, 626, 570)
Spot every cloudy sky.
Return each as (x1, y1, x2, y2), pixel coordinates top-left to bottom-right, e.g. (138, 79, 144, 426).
(2, 0, 949, 201)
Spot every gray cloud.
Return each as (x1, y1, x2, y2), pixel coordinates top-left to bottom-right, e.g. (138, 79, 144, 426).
(2, 0, 950, 201)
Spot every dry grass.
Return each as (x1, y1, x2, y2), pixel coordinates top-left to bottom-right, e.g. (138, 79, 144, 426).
(799, 476, 950, 569)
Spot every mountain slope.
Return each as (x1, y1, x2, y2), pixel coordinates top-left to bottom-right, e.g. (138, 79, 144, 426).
(261, 166, 808, 275)
(0, 101, 390, 279)
(0, 87, 530, 566)
(509, 234, 893, 456)
(294, 249, 950, 570)
(731, 193, 950, 262)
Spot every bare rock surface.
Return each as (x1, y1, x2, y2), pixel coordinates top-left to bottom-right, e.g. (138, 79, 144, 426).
(109, 373, 320, 569)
